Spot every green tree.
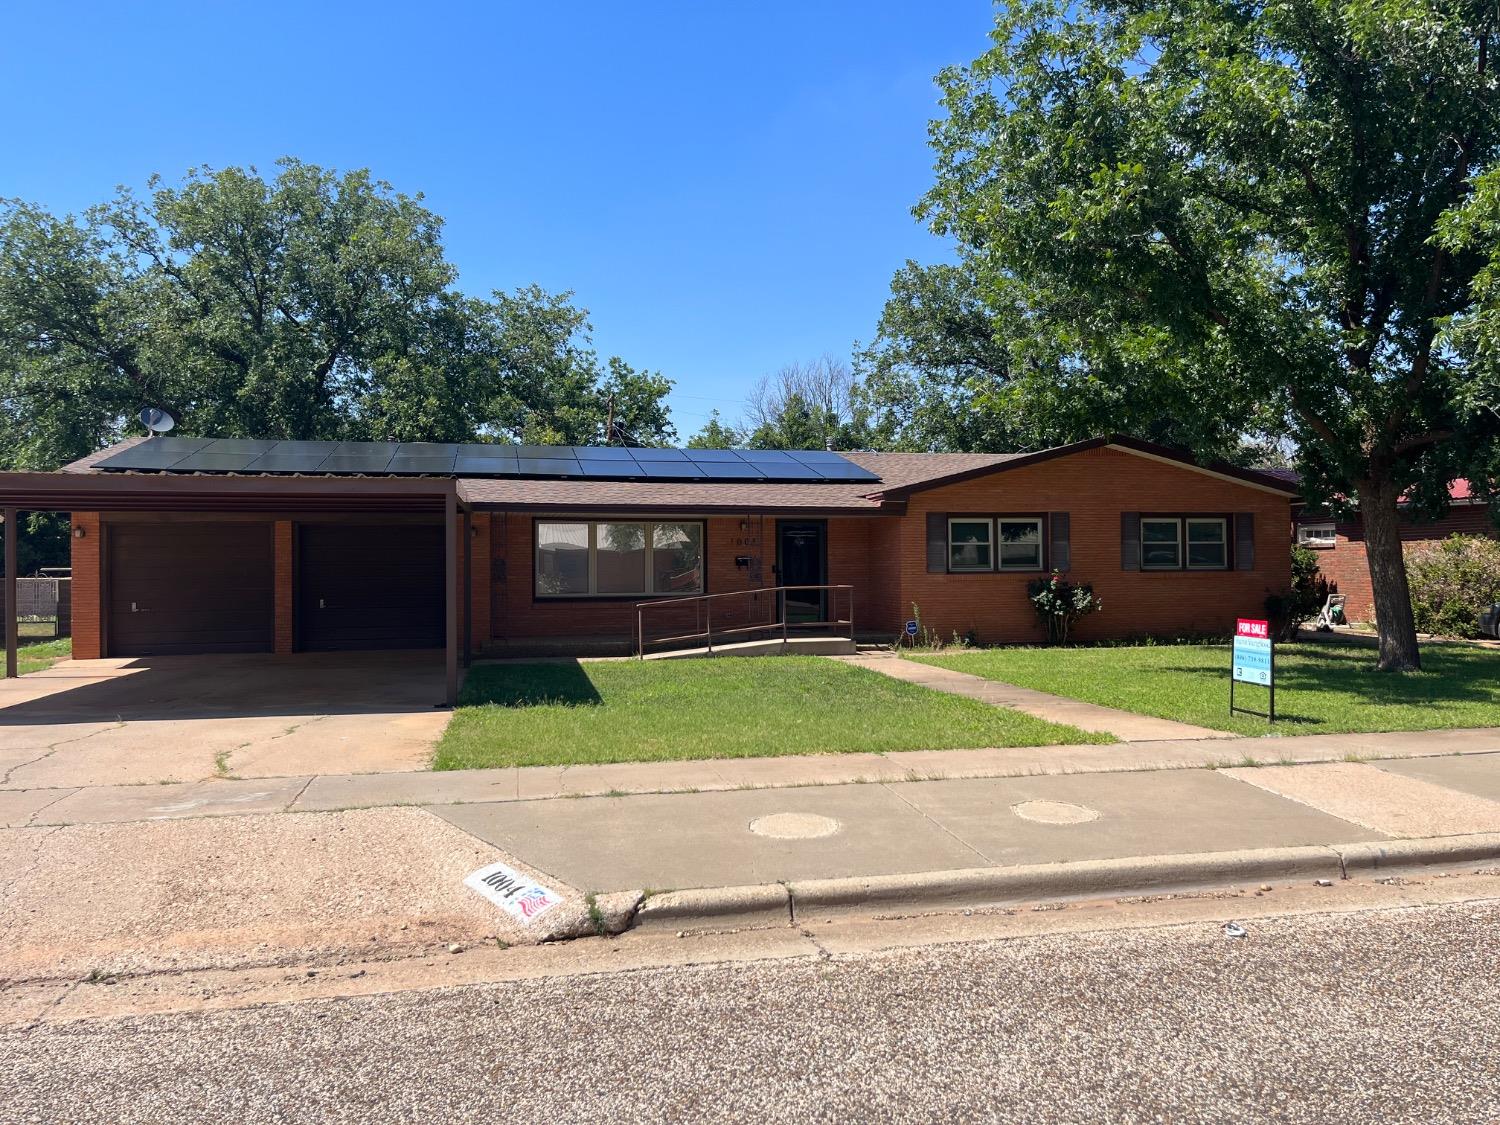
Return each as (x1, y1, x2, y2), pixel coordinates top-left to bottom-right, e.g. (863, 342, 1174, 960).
(859, 261, 1292, 460)
(919, 0, 1500, 669)
(743, 357, 874, 450)
(0, 160, 675, 469)
(686, 410, 744, 449)
(855, 262, 1031, 452)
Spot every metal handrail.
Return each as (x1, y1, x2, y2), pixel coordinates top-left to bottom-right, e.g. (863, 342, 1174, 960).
(636, 584, 854, 658)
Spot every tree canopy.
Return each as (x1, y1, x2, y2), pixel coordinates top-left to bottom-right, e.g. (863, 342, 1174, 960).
(906, 0, 1500, 668)
(0, 158, 675, 477)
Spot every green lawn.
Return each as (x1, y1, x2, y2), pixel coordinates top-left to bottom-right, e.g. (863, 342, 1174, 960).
(910, 643, 1500, 737)
(17, 637, 70, 676)
(435, 656, 1113, 770)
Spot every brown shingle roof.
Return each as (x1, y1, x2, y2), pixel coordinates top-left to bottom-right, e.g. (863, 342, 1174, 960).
(455, 452, 1019, 513)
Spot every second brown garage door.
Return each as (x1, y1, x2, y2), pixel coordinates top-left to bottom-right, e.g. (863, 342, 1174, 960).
(108, 522, 274, 656)
(297, 524, 446, 651)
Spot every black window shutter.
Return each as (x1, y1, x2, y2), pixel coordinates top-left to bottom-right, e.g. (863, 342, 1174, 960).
(1121, 512, 1141, 571)
(1049, 512, 1071, 573)
(926, 513, 948, 573)
(1235, 513, 1255, 570)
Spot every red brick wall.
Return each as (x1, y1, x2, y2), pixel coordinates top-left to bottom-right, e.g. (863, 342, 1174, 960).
(70, 513, 103, 659)
(878, 446, 1293, 644)
(489, 513, 783, 648)
(1301, 503, 1498, 622)
(273, 520, 294, 655)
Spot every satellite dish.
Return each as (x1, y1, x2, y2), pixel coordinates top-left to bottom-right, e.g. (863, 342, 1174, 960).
(140, 406, 178, 435)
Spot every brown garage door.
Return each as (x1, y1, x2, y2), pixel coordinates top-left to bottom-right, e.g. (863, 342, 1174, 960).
(297, 524, 445, 651)
(108, 523, 274, 655)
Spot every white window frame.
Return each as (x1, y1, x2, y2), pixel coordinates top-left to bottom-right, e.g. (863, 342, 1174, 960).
(535, 519, 705, 598)
(947, 517, 994, 572)
(1140, 517, 1183, 570)
(1185, 517, 1229, 570)
(1298, 521, 1336, 548)
(996, 517, 1045, 572)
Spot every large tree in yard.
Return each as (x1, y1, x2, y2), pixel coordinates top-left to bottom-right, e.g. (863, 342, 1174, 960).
(0, 159, 675, 471)
(920, 0, 1500, 669)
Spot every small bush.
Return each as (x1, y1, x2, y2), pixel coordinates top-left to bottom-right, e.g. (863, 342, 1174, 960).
(1406, 534, 1500, 638)
(1026, 572, 1102, 645)
(1265, 545, 1333, 640)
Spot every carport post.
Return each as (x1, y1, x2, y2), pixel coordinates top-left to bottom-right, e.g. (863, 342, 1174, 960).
(462, 508, 472, 668)
(445, 493, 459, 707)
(3, 508, 17, 679)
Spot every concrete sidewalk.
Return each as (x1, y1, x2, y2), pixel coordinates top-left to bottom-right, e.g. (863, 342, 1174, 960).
(5, 725, 1495, 829)
(834, 652, 1234, 741)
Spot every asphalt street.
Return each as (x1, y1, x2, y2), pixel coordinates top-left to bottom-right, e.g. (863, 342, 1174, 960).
(5, 898, 1498, 1123)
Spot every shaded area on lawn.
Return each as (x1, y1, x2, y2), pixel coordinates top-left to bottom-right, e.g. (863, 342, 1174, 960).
(436, 656, 1113, 770)
(911, 643, 1500, 737)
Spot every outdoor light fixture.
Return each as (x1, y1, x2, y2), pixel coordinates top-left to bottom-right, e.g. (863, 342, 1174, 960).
(73, 526, 86, 539)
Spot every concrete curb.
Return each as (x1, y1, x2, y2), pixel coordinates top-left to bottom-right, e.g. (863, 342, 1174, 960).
(1333, 832, 1500, 874)
(634, 884, 791, 932)
(620, 836, 1500, 933)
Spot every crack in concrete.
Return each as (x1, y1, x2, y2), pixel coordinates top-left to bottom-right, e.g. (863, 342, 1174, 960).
(284, 775, 317, 811)
(878, 782, 998, 866)
(220, 714, 334, 778)
(0, 722, 126, 787)
(20, 788, 81, 827)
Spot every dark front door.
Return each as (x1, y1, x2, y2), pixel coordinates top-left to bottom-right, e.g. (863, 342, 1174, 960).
(297, 524, 445, 651)
(776, 520, 827, 625)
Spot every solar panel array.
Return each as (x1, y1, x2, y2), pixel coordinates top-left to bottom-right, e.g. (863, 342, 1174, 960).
(93, 437, 882, 484)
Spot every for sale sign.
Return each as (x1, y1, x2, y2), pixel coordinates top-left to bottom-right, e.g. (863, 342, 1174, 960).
(1232, 618, 1272, 686)
(1229, 617, 1276, 722)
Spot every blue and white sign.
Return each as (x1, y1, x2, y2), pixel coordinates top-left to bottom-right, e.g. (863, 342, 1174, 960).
(1232, 618, 1273, 686)
(905, 619, 919, 638)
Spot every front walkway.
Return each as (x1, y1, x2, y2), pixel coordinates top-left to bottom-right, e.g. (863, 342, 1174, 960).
(833, 651, 1234, 741)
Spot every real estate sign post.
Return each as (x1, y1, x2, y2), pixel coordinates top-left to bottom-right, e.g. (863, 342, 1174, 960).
(1230, 617, 1275, 722)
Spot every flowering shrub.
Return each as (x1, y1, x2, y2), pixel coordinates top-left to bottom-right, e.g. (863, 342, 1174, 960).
(1405, 534, 1500, 638)
(1026, 572, 1102, 645)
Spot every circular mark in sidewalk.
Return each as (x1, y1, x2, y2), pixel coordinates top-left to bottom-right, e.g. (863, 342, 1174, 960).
(1011, 800, 1099, 825)
(749, 813, 843, 839)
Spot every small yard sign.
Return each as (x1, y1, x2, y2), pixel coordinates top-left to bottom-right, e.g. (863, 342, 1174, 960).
(464, 860, 564, 924)
(1230, 617, 1275, 721)
(905, 619, 919, 638)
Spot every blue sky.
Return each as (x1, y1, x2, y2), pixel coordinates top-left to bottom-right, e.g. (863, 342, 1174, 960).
(0, 1, 995, 437)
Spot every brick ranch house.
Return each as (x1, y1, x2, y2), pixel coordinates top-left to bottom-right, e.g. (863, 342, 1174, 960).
(0, 434, 1296, 703)
(1292, 480, 1498, 623)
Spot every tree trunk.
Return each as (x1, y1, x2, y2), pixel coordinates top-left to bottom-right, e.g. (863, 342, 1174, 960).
(1358, 476, 1421, 672)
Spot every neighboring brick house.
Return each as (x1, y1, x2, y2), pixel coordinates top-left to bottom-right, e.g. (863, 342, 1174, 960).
(1293, 480, 1497, 622)
(0, 434, 1297, 701)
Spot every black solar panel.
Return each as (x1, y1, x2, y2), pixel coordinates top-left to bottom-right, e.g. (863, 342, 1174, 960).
(517, 457, 583, 477)
(92, 437, 882, 484)
(172, 451, 263, 472)
(579, 459, 641, 477)
(686, 460, 764, 479)
(573, 446, 637, 461)
(322, 450, 398, 473)
(455, 454, 520, 476)
(639, 460, 702, 479)
(247, 441, 339, 473)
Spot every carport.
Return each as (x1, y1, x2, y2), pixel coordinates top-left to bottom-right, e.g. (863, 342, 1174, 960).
(0, 473, 474, 706)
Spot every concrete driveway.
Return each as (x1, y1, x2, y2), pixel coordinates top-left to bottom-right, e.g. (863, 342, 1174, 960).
(0, 652, 454, 788)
